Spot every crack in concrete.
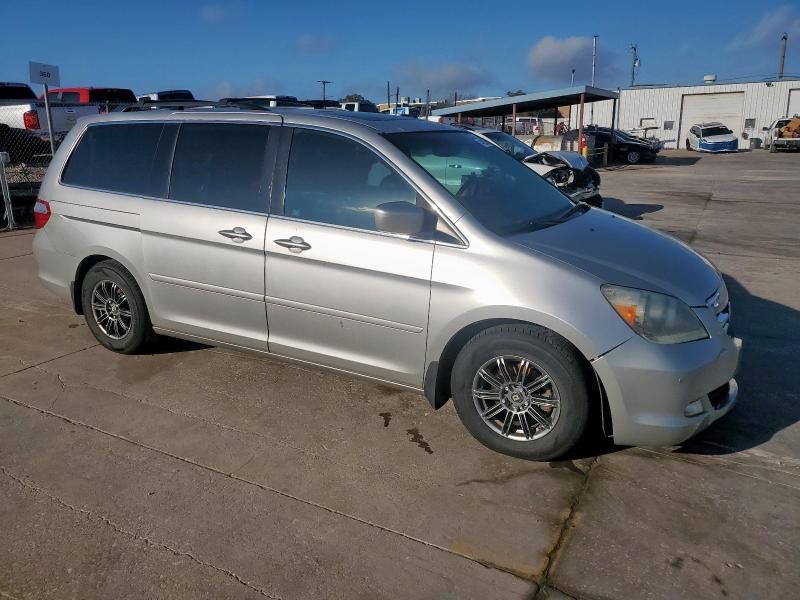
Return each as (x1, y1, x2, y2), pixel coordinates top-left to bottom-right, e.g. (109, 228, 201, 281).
(0, 394, 534, 586)
(0, 343, 99, 381)
(0, 465, 282, 600)
(534, 457, 600, 600)
(32, 365, 324, 461)
(0, 253, 33, 261)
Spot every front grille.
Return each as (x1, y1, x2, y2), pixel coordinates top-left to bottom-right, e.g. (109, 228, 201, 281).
(708, 382, 730, 410)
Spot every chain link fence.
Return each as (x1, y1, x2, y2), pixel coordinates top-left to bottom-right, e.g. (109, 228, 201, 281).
(0, 123, 62, 230)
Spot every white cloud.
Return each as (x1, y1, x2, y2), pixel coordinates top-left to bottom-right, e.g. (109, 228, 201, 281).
(295, 34, 338, 54)
(394, 61, 493, 95)
(199, 3, 237, 25)
(527, 36, 619, 85)
(204, 78, 284, 100)
(728, 5, 800, 51)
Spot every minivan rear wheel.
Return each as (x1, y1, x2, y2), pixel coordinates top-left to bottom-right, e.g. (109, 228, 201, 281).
(450, 325, 590, 461)
(81, 260, 152, 354)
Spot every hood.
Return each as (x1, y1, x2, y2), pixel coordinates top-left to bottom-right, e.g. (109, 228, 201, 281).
(534, 151, 589, 170)
(509, 209, 721, 306)
(702, 133, 737, 143)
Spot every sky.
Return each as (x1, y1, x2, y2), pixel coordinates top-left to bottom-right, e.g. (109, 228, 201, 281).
(2, 0, 799, 102)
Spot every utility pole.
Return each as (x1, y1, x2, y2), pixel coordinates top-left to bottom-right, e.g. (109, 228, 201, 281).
(387, 81, 391, 111)
(317, 80, 332, 102)
(779, 32, 788, 79)
(425, 88, 431, 117)
(630, 44, 639, 87)
(590, 35, 597, 125)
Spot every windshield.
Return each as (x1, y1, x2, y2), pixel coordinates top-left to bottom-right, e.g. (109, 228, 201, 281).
(483, 131, 537, 160)
(0, 85, 36, 101)
(386, 131, 574, 235)
(701, 126, 732, 137)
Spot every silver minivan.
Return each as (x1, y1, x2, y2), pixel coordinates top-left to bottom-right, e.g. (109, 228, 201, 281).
(33, 108, 741, 460)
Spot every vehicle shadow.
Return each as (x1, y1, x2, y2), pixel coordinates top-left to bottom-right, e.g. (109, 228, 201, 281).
(675, 273, 800, 455)
(653, 155, 703, 166)
(147, 336, 209, 355)
(602, 197, 664, 220)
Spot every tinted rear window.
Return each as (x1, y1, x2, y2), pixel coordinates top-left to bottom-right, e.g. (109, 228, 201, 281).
(157, 90, 194, 101)
(62, 123, 176, 197)
(169, 123, 270, 213)
(0, 85, 36, 100)
(88, 89, 137, 104)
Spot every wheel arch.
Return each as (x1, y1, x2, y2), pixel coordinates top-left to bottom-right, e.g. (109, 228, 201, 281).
(424, 317, 612, 438)
(72, 249, 148, 315)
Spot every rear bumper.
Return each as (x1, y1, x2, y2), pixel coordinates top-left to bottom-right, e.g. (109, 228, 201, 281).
(32, 229, 77, 305)
(593, 308, 741, 447)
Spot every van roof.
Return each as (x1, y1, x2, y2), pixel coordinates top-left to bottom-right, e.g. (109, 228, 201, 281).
(79, 106, 450, 134)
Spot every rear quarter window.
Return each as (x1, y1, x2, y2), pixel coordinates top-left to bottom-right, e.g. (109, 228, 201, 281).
(168, 123, 271, 213)
(61, 123, 176, 197)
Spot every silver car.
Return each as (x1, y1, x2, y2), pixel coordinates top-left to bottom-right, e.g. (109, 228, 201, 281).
(33, 108, 741, 460)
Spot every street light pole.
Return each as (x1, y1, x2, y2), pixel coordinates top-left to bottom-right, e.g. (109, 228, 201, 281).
(571, 68, 575, 85)
(630, 44, 639, 87)
(317, 80, 332, 102)
(590, 35, 597, 125)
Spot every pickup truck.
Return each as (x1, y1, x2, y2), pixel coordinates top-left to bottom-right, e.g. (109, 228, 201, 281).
(763, 117, 800, 152)
(1, 82, 98, 156)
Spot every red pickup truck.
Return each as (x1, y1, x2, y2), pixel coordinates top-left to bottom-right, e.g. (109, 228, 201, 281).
(44, 87, 137, 110)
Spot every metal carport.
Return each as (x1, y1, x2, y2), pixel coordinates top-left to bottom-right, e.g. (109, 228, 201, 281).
(432, 85, 619, 152)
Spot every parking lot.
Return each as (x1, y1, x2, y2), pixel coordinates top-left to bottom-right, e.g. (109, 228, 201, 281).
(1, 149, 798, 599)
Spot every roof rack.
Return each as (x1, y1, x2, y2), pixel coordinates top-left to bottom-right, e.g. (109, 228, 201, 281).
(120, 99, 217, 112)
(120, 98, 278, 113)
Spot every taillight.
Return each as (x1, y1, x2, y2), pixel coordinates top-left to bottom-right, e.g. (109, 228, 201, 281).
(23, 110, 41, 130)
(34, 199, 51, 229)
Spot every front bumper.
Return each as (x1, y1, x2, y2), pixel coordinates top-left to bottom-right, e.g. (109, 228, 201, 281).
(698, 141, 738, 153)
(592, 307, 742, 447)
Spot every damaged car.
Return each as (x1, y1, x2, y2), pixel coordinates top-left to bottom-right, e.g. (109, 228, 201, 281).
(463, 126, 603, 207)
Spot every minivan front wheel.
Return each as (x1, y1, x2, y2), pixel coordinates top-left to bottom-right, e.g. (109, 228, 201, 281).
(451, 325, 589, 460)
(81, 260, 152, 354)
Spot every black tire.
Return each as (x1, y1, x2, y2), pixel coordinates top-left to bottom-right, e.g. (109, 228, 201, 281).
(685, 139, 692, 151)
(769, 141, 776, 153)
(450, 324, 590, 461)
(81, 260, 152, 354)
(586, 194, 604, 209)
(625, 150, 641, 164)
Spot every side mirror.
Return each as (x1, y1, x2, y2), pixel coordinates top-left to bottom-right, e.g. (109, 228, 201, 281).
(761, 127, 769, 131)
(374, 201, 425, 235)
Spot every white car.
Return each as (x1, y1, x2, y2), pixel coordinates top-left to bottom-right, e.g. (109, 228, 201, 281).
(685, 122, 738, 153)
(465, 127, 602, 207)
(762, 117, 800, 152)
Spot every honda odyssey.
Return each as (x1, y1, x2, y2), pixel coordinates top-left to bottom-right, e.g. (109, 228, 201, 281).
(33, 108, 741, 460)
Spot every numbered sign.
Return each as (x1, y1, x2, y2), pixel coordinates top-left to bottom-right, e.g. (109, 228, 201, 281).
(29, 61, 61, 87)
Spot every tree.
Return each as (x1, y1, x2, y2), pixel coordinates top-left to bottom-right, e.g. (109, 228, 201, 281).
(341, 93, 368, 103)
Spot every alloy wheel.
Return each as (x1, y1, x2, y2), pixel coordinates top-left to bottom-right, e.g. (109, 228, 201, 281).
(471, 355, 561, 441)
(90, 279, 133, 340)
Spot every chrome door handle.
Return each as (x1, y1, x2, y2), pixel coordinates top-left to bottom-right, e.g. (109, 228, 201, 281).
(218, 227, 252, 243)
(274, 236, 311, 253)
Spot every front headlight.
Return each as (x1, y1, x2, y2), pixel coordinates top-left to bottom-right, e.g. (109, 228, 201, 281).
(601, 285, 708, 344)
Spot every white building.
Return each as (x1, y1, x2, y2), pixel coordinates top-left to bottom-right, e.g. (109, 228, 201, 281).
(574, 78, 800, 149)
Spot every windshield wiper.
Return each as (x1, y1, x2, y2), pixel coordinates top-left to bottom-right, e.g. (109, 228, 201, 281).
(504, 203, 590, 235)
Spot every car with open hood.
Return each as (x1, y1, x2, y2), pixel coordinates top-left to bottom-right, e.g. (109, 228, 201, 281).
(460, 126, 603, 207)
